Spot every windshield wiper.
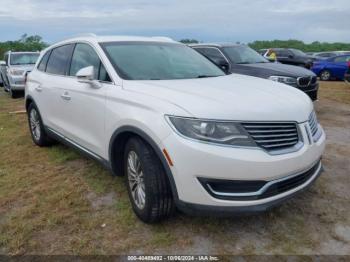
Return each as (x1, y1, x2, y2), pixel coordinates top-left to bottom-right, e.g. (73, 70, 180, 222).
(196, 75, 220, 78)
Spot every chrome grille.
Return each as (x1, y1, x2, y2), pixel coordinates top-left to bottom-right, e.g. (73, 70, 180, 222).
(297, 76, 311, 87)
(242, 122, 299, 152)
(311, 76, 317, 84)
(308, 111, 320, 141)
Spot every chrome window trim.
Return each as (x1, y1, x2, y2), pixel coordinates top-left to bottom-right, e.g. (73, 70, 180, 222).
(35, 40, 116, 85)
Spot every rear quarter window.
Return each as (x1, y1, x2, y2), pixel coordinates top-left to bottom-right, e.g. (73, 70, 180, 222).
(37, 51, 51, 72)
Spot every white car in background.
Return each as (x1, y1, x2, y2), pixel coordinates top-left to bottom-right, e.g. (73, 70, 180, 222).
(25, 35, 325, 223)
(1, 51, 40, 98)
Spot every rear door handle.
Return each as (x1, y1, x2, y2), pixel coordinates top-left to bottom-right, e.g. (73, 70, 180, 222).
(60, 91, 71, 101)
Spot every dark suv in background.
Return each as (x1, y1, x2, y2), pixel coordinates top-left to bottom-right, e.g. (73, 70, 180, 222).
(261, 48, 315, 69)
(191, 44, 319, 101)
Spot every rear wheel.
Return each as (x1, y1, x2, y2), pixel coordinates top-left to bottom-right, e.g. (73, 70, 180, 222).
(27, 103, 53, 147)
(320, 70, 331, 81)
(124, 137, 174, 223)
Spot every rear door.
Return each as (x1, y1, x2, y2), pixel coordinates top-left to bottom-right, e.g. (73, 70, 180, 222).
(328, 56, 350, 79)
(41, 44, 75, 131)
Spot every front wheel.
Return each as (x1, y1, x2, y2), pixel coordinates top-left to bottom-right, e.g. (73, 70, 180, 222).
(27, 103, 53, 147)
(320, 70, 331, 81)
(10, 89, 18, 98)
(124, 137, 174, 223)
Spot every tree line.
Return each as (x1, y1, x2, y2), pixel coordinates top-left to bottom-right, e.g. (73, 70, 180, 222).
(1, 35, 349, 60)
(0, 34, 48, 59)
(180, 38, 350, 52)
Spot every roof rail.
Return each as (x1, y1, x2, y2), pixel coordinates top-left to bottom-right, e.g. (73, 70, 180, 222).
(73, 33, 97, 38)
(151, 36, 174, 42)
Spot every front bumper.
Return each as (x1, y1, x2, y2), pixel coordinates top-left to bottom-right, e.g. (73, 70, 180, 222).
(177, 162, 323, 216)
(345, 73, 350, 83)
(7, 74, 25, 90)
(162, 122, 325, 209)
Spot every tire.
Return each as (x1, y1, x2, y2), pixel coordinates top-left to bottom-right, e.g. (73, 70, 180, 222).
(320, 70, 331, 81)
(27, 103, 53, 147)
(10, 89, 18, 99)
(124, 137, 174, 223)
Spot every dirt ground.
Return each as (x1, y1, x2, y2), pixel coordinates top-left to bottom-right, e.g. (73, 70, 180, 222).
(0, 81, 349, 255)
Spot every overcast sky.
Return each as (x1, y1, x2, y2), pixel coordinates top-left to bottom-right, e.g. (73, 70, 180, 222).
(0, 0, 349, 44)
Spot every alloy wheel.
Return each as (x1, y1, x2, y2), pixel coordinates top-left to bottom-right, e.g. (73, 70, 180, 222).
(127, 151, 146, 209)
(30, 109, 41, 141)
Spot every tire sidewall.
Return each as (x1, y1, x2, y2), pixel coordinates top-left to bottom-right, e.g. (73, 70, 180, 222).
(27, 103, 46, 146)
(124, 138, 157, 221)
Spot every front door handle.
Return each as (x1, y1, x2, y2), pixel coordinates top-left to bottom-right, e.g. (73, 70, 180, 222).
(60, 91, 71, 101)
(35, 85, 43, 92)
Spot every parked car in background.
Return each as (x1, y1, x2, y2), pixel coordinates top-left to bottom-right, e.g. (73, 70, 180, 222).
(311, 54, 350, 81)
(191, 44, 319, 100)
(259, 48, 315, 69)
(0, 51, 40, 98)
(312, 51, 350, 60)
(0, 60, 5, 87)
(344, 61, 350, 83)
(25, 35, 325, 223)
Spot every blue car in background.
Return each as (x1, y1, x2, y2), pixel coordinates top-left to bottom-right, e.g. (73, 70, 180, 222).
(312, 54, 350, 81)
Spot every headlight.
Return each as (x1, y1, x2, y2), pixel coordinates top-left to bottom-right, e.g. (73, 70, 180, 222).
(167, 116, 256, 147)
(268, 76, 297, 85)
(9, 69, 24, 76)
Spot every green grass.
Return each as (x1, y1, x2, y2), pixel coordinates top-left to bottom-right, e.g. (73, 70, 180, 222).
(0, 83, 350, 255)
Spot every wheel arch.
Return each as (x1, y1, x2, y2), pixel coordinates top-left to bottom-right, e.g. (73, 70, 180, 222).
(25, 95, 35, 112)
(108, 126, 179, 200)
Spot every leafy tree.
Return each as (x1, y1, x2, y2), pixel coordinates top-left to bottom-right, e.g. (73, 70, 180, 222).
(248, 39, 350, 52)
(179, 39, 199, 44)
(0, 34, 48, 59)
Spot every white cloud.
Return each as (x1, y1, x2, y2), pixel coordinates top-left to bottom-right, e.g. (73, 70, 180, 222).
(0, 0, 349, 43)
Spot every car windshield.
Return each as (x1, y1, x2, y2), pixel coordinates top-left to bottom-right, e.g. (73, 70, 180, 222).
(223, 46, 268, 64)
(100, 42, 225, 80)
(10, 53, 39, 65)
(290, 49, 307, 57)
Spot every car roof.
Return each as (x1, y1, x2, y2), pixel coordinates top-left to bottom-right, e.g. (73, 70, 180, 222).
(189, 43, 243, 48)
(56, 34, 176, 45)
(6, 51, 40, 54)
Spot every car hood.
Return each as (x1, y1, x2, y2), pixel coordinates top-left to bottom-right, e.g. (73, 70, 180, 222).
(233, 62, 316, 78)
(123, 74, 313, 123)
(9, 64, 35, 72)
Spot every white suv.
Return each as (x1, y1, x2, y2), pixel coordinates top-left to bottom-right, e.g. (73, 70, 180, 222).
(25, 35, 325, 223)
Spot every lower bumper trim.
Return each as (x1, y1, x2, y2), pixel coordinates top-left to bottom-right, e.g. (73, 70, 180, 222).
(176, 165, 323, 216)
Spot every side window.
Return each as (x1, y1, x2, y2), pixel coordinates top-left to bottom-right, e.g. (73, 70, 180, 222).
(46, 44, 74, 75)
(195, 48, 226, 65)
(99, 63, 111, 82)
(4, 54, 9, 65)
(37, 50, 51, 72)
(276, 49, 290, 57)
(333, 56, 350, 63)
(69, 43, 100, 79)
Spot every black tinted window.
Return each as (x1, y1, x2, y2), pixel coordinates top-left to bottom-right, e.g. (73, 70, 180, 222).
(70, 43, 100, 79)
(195, 47, 226, 65)
(46, 44, 74, 75)
(275, 49, 290, 57)
(37, 51, 51, 72)
(333, 56, 350, 63)
(99, 64, 111, 82)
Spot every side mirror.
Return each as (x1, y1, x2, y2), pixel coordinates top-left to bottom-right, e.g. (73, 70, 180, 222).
(76, 66, 101, 89)
(217, 59, 230, 73)
(288, 54, 294, 59)
(0, 60, 6, 66)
